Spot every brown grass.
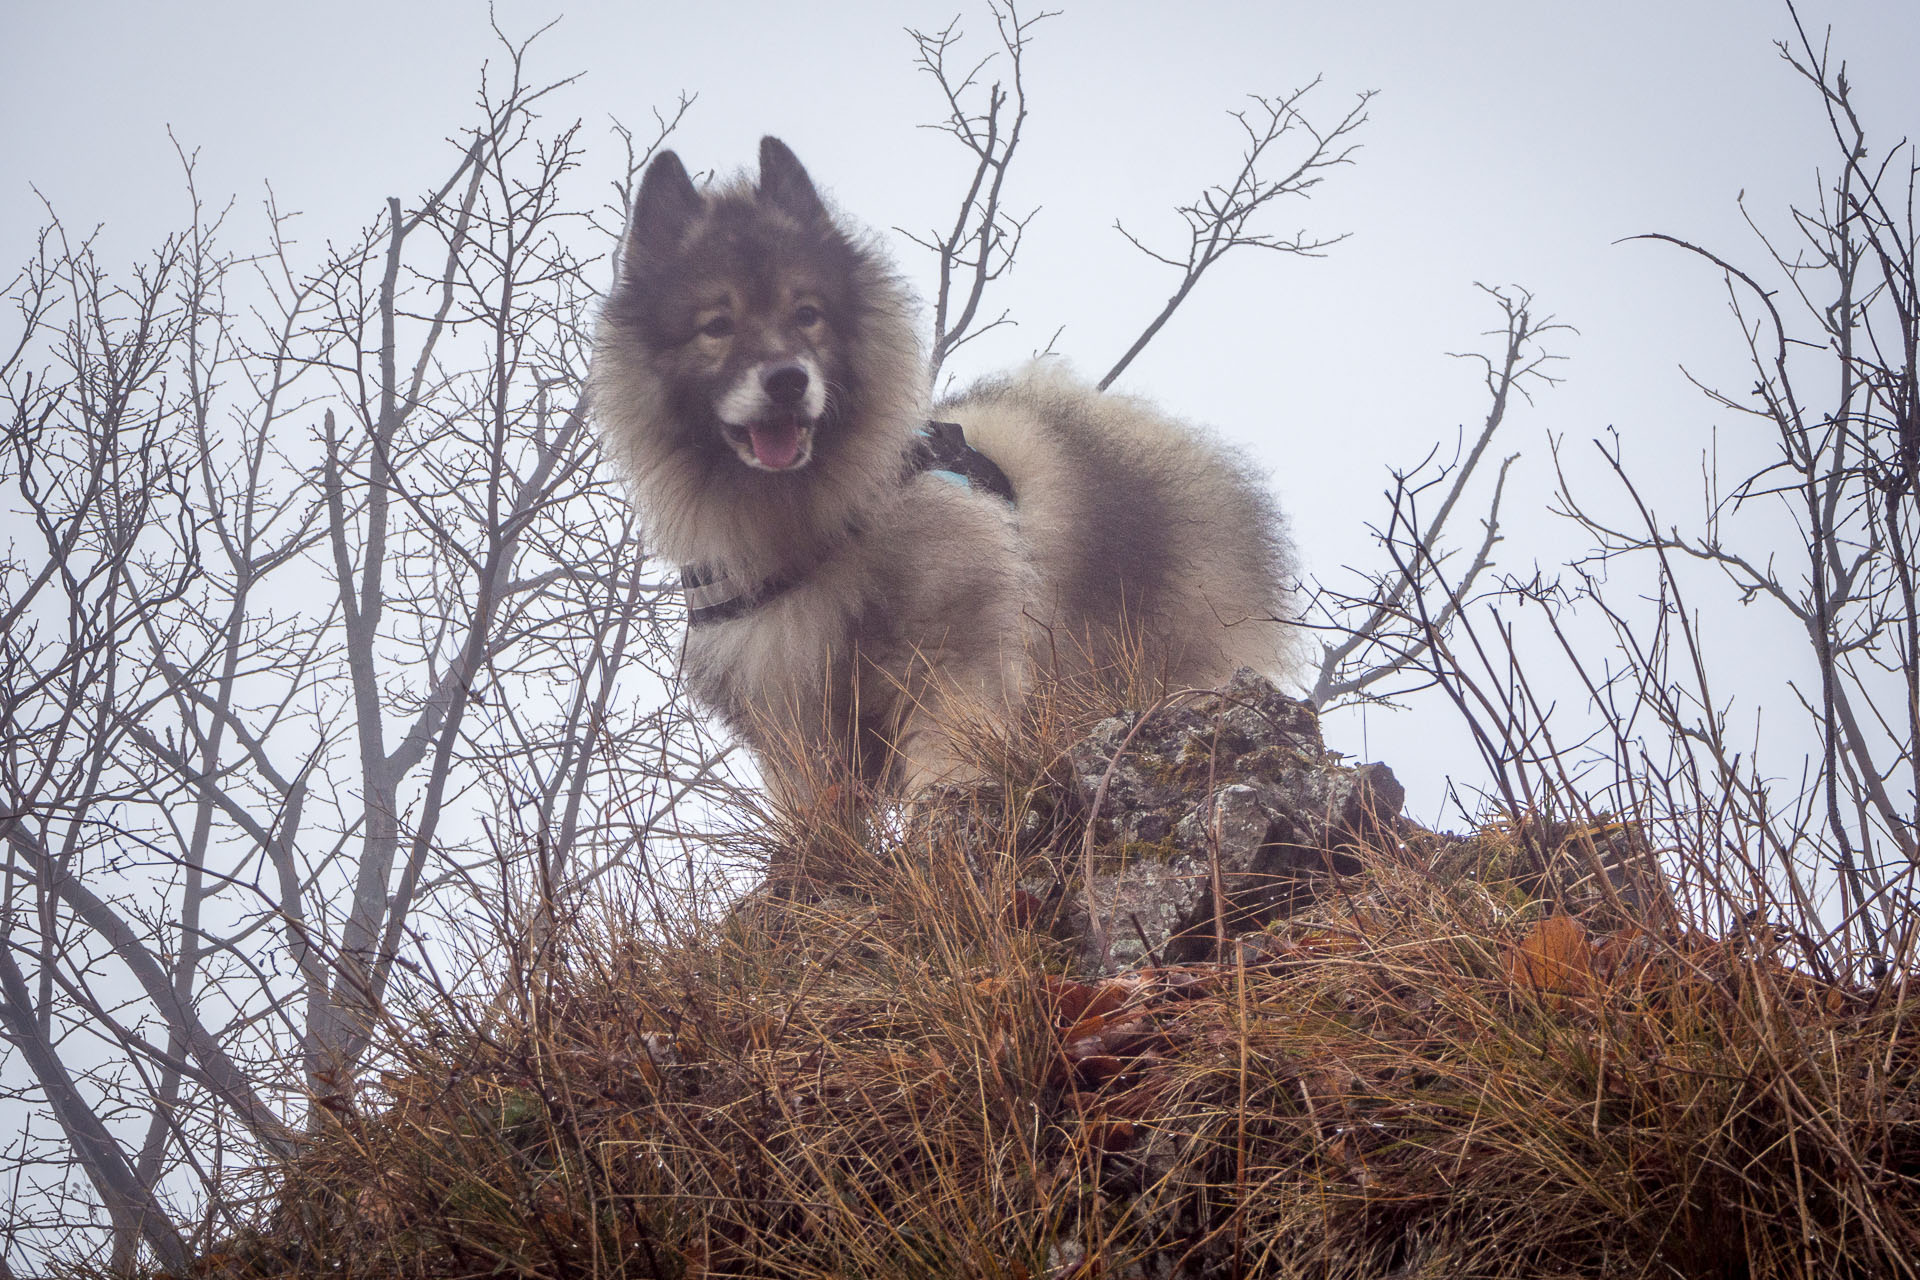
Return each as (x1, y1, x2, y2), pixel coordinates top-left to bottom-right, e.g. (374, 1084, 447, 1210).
(185, 700, 1920, 1280)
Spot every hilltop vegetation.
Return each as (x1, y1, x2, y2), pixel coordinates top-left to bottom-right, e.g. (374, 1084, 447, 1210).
(191, 685, 1920, 1280)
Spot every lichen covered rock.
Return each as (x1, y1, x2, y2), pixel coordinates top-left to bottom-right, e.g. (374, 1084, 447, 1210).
(1056, 669, 1405, 972)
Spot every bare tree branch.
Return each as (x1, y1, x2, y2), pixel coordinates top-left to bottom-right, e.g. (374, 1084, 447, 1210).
(903, 1, 1056, 388)
(1100, 82, 1372, 390)
(1307, 285, 1568, 709)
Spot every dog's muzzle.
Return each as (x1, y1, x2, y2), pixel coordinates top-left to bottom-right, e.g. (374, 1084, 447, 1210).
(719, 358, 825, 472)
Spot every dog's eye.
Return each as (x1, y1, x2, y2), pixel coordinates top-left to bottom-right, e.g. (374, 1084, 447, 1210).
(699, 315, 734, 339)
(793, 304, 822, 327)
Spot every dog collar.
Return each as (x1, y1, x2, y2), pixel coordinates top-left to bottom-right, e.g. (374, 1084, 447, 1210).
(679, 562, 800, 625)
(678, 421, 1012, 628)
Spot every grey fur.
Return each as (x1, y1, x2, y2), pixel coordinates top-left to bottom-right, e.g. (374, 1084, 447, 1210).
(593, 137, 1299, 796)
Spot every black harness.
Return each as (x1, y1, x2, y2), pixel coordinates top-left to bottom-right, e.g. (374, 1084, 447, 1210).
(679, 420, 1012, 627)
(911, 419, 1014, 503)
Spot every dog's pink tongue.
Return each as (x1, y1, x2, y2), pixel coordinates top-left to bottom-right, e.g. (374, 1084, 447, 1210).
(749, 418, 802, 469)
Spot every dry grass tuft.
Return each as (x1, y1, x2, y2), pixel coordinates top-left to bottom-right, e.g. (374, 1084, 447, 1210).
(184, 707, 1920, 1280)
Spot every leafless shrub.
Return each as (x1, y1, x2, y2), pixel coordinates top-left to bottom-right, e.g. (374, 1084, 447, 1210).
(1292, 3, 1920, 996)
(0, 30, 734, 1271)
(1548, 6, 1920, 974)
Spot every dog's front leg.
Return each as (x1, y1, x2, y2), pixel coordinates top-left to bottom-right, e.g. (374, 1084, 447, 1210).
(885, 645, 1028, 797)
(890, 714, 981, 796)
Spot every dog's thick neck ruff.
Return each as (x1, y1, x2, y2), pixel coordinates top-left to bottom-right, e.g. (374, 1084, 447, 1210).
(678, 420, 1012, 627)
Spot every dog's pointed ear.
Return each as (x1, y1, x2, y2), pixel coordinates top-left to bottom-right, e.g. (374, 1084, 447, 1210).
(758, 137, 826, 222)
(626, 149, 701, 266)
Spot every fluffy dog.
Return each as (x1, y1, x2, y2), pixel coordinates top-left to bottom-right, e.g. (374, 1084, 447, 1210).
(593, 137, 1297, 797)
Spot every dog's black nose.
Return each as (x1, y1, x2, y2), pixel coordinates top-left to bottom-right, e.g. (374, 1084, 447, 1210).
(763, 364, 809, 406)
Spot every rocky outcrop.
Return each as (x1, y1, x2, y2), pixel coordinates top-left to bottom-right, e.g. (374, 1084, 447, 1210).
(1047, 669, 1405, 973)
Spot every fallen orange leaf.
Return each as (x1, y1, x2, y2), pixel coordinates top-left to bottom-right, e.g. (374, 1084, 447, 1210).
(1508, 914, 1595, 996)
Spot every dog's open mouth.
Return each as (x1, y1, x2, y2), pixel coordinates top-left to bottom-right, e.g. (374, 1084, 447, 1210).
(724, 413, 814, 472)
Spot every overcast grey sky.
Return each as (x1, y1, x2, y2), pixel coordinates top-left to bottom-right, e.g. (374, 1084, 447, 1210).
(5, 0, 1919, 810)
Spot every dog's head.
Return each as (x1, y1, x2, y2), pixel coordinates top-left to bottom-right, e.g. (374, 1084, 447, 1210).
(609, 137, 879, 475)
